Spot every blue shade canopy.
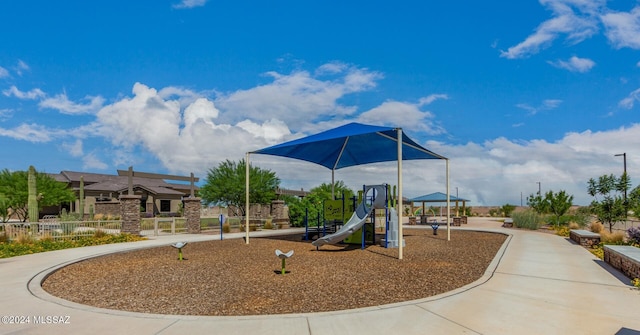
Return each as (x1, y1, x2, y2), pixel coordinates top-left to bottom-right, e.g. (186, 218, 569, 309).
(252, 122, 446, 170)
(409, 192, 469, 203)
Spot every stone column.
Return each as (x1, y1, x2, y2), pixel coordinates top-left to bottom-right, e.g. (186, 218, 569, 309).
(271, 200, 285, 219)
(183, 197, 202, 234)
(120, 195, 141, 235)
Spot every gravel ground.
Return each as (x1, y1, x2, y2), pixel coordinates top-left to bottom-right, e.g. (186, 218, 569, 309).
(42, 229, 506, 316)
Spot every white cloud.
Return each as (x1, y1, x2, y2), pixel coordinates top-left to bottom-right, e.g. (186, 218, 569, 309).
(600, 6, 640, 49)
(82, 153, 109, 170)
(0, 124, 60, 143)
(39, 93, 105, 115)
(0, 108, 12, 120)
(548, 55, 596, 72)
(357, 100, 444, 134)
(15, 60, 29, 76)
(618, 87, 640, 109)
(516, 99, 563, 115)
(501, 0, 602, 59)
(214, 64, 382, 130)
(94, 82, 280, 174)
(2, 85, 45, 100)
(402, 124, 640, 206)
(0, 66, 9, 78)
(172, 0, 207, 9)
(418, 94, 449, 106)
(62, 139, 84, 157)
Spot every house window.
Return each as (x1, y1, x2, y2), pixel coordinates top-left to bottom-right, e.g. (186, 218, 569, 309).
(160, 200, 171, 212)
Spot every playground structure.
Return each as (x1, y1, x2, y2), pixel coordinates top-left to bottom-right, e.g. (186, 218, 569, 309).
(310, 184, 405, 249)
(246, 122, 452, 259)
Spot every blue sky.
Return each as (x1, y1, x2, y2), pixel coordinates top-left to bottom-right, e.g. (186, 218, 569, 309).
(1, 0, 639, 206)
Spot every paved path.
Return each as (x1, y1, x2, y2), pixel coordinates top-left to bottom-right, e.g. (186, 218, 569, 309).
(1, 218, 639, 334)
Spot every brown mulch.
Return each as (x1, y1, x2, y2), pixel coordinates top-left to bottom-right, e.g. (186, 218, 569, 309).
(42, 229, 506, 316)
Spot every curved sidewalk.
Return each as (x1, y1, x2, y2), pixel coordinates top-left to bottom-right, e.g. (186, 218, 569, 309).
(1, 219, 639, 335)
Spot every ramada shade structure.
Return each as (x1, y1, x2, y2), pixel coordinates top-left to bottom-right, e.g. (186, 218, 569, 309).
(409, 192, 470, 217)
(245, 122, 450, 259)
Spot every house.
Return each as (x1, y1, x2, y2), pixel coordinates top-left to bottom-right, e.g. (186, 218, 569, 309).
(45, 170, 199, 218)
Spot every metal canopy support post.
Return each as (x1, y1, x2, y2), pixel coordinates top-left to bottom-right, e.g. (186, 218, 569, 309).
(397, 128, 403, 260)
(446, 159, 451, 241)
(245, 152, 250, 244)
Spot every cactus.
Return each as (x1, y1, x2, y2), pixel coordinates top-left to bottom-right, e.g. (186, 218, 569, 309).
(79, 176, 84, 220)
(28, 165, 38, 222)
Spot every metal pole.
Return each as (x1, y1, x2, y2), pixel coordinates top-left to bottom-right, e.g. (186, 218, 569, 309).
(446, 159, 451, 241)
(245, 152, 250, 244)
(615, 153, 627, 215)
(397, 128, 403, 260)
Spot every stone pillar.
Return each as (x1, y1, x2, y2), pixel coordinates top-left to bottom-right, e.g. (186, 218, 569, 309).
(120, 195, 141, 235)
(183, 197, 202, 234)
(271, 200, 285, 219)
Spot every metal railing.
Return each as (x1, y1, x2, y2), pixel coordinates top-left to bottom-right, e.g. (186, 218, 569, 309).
(140, 217, 187, 236)
(2, 220, 122, 241)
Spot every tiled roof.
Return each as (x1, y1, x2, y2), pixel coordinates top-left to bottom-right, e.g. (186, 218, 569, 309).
(56, 170, 197, 196)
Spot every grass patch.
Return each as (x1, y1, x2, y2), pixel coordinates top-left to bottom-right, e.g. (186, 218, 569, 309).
(512, 209, 543, 230)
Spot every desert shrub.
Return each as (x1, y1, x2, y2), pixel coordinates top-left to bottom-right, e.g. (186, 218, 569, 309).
(555, 226, 571, 237)
(512, 209, 543, 230)
(589, 221, 604, 233)
(0, 232, 8, 243)
(263, 220, 273, 229)
(93, 213, 104, 220)
(0, 233, 145, 258)
(568, 222, 580, 230)
(566, 207, 592, 227)
(222, 223, 230, 233)
(59, 209, 82, 221)
(600, 230, 625, 244)
(40, 233, 54, 242)
(93, 229, 108, 238)
(590, 244, 604, 259)
(15, 233, 35, 244)
(627, 227, 640, 246)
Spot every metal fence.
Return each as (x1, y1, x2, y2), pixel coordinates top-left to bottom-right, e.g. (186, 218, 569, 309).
(141, 217, 187, 236)
(610, 219, 640, 233)
(2, 220, 122, 241)
(1, 217, 194, 241)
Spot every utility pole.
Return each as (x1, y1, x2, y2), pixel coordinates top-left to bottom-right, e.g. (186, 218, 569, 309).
(615, 153, 627, 216)
(536, 181, 541, 196)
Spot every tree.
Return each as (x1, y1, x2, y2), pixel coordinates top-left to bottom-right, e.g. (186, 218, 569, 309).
(546, 190, 573, 226)
(527, 190, 574, 226)
(629, 185, 640, 218)
(588, 173, 629, 233)
(0, 168, 76, 222)
(500, 203, 516, 217)
(527, 194, 548, 214)
(199, 159, 280, 217)
(285, 181, 355, 227)
(0, 193, 9, 223)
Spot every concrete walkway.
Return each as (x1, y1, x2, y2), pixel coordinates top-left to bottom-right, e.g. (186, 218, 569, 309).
(1, 218, 639, 335)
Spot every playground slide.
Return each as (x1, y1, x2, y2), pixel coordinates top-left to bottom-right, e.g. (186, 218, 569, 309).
(312, 185, 387, 248)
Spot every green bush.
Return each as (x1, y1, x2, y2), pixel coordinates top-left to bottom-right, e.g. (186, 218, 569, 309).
(0, 233, 145, 258)
(512, 209, 543, 230)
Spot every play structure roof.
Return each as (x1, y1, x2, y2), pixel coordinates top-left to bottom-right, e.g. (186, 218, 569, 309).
(409, 192, 469, 203)
(252, 122, 446, 170)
